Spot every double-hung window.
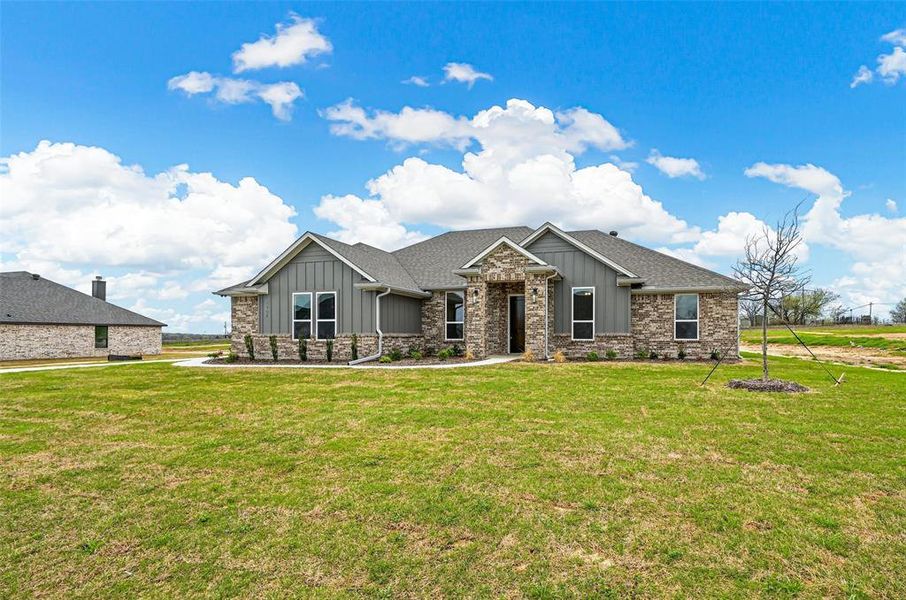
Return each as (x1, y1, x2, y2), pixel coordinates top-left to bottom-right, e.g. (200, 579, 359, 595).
(571, 287, 595, 341)
(316, 292, 337, 340)
(674, 293, 699, 340)
(445, 291, 464, 340)
(292, 292, 312, 340)
(94, 326, 108, 349)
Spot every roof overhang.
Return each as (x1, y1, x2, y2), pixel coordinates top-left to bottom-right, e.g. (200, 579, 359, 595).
(247, 233, 376, 287)
(616, 276, 646, 287)
(461, 236, 548, 269)
(213, 282, 269, 297)
(353, 283, 432, 299)
(520, 222, 638, 278)
(631, 285, 749, 295)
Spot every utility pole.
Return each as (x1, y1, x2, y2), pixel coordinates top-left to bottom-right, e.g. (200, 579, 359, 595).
(869, 302, 873, 324)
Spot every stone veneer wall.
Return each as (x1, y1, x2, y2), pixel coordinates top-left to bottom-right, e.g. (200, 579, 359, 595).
(551, 333, 634, 359)
(630, 292, 739, 359)
(0, 324, 162, 361)
(232, 333, 423, 362)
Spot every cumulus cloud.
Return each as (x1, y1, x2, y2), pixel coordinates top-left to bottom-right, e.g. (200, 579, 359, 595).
(443, 62, 493, 88)
(316, 98, 691, 249)
(0, 141, 299, 331)
(745, 161, 906, 312)
(168, 71, 303, 120)
(232, 15, 332, 73)
(850, 28, 906, 87)
(646, 150, 706, 180)
(887, 198, 898, 214)
(402, 75, 430, 87)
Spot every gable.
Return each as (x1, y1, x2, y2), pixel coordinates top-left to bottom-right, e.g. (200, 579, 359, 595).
(521, 223, 638, 278)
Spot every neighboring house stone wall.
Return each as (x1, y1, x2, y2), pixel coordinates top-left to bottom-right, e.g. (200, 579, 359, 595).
(0, 324, 161, 360)
(630, 291, 739, 359)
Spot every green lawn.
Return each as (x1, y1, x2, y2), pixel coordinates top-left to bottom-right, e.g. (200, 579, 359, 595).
(1, 359, 904, 598)
(741, 327, 906, 354)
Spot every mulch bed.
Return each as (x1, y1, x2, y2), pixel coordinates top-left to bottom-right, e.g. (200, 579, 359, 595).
(204, 357, 476, 366)
(727, 378, 809, 393)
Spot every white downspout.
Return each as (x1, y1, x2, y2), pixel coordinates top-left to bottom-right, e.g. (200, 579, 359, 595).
(348, 287, 390, 365)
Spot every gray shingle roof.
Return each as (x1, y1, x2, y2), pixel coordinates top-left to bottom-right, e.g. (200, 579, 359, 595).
(392, 226, 534, 289)
(309, 233, 424, 293)
(0, 272, 165, 327)
(566, 230, 746, 290)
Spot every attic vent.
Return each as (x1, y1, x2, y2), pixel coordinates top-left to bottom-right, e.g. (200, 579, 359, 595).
(609, 230, 618, 237)
(31, 273, 40, 280)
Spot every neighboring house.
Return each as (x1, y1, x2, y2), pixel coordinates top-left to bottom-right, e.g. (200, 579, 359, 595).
(0, 272, 165, 360)
(216, 223, 746, 362)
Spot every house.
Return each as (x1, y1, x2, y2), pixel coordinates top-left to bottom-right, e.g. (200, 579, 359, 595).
(215, 223, 746, 362)
(0, 272, 165, 360)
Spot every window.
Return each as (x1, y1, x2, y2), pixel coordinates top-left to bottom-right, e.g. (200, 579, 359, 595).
(94, 326, 108, 349)
(292, 292, 312, 340)
(675, 293, 699, 340)
(316, 292, 337, 340)
(571, 287, 595, 340)
(445, 291, 464, 340)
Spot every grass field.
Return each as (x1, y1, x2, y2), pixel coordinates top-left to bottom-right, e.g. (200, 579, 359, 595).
(1, 358, 904, 597)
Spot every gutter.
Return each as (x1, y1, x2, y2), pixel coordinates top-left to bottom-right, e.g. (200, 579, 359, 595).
(348, 287, 391, 365)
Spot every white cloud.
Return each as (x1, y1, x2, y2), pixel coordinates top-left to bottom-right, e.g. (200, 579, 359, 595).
(850, 65, 874, 88)
(880, 27, 906, 47)
(316, 98, 691, 249)
(877, 45, 906, 84)
(646, 150, 706, 180)
(1, 141, 299, 331)
(402, 75, 430, 87)
(887, 198, 898, 213)
(443, 62, 493, 88)
(609, 155, 639, 172)
(745, 161, 906, 312)
(168, 72, 303, 120)
(232, 15, 331, 73)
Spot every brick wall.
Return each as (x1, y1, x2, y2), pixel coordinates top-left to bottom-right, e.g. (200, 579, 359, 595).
(630, 292, 739, 359)
(232, 332, 423, 362)
(0, 324, 162, 361)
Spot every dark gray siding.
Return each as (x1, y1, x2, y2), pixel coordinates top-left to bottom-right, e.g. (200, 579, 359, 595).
(259, 243, 376, 335)
(526, 232, 630, 333)
(380, 294, 422, 334)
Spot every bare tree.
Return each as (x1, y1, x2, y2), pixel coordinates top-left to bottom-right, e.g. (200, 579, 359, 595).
(892, 297, 906, 324)
(739, 297, 762, 328)
(733, 207, 810, 381)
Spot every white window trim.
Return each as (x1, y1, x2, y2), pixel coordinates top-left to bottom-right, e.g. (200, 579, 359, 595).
(291, 292, 313, 341)
(316, 291, 338, 340)
(571, 286, 595, 341)
(444, 291, 465, 341)
(674, 293, 700, 341)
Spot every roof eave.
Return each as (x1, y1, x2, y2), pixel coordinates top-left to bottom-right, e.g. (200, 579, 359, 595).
(520, 223, 638, 278)
(353, 283, 432, 299)
(246, 233, 376, 287)
(631, 284, 749, 294)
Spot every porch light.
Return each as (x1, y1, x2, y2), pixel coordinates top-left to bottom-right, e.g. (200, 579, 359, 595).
(531, 287, 538, 303)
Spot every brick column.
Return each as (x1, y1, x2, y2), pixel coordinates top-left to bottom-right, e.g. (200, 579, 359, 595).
(231, 296, 259, 356)
(465, 278, 487, 358)
(524, 274, 548, 357)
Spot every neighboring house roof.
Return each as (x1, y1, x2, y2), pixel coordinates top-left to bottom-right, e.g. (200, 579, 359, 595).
(0, 272, 165, 327)
(219, 224, 745, 296)
(393, 226, 534, 289)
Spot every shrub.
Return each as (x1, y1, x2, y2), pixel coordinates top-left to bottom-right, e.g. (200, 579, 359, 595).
(634, 348, 648, 360)
(207, 350, 223, 358)
(437, 348, 452, 360)
(379, 355, 392, 363)
(351, 334, 358, 361)
(450, 344, 464, 357)
(464, 349, 475, 361)
(522, 349, 535, 362)
(224, 351, 238, 363)
(409, 350, 423, 360)
(244, 334, 255, 361)
(326, 339, 334, 362)
(648, 350, 659, 360)
(298, 337, 307, 361)
(605, 349, 618, 360)
(677, 345, 687, 360)
(710, 349, 721, 361)
(269, 335, 279, 361)
(553, 350, 566, 363)
(586, 351, 600, 362)
(388, 347, 403, 361)
(423, 346, 436, 357)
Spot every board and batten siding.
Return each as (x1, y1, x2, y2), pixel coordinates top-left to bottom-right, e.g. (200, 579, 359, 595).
(526, 232, 631, 334)
(258, 242, 423, 335)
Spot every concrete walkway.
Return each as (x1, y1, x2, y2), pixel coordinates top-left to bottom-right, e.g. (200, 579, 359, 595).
(0, 358, 185, 374)
(173, 355, 520, 370)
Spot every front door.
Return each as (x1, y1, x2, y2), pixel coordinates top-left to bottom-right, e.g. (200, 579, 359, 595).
(508, 295, 525, 353)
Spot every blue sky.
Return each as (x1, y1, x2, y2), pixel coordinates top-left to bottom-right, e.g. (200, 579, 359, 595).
(2, 2, 904, 331)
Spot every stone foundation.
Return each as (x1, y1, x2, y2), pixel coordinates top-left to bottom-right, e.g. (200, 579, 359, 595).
(551, 333, 634, 359)
(0, 324, 162, 361)
(230, 332, 424, 362)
